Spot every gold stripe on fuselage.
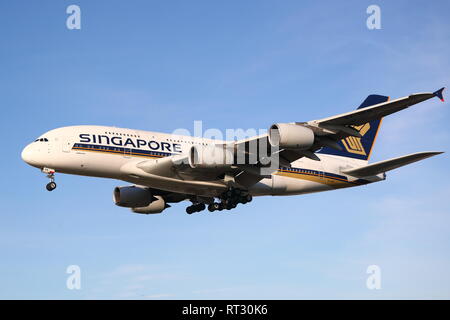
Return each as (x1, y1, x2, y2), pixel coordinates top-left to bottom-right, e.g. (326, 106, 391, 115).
(72, 145, 357, 188)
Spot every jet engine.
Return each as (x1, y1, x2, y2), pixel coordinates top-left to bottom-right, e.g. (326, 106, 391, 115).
(132, 196, 166, 214)
(268, 123, 315, 150)
(113, 186, 167, 214)
(188, 145, 234, 169)
(113, 185, 152, 208)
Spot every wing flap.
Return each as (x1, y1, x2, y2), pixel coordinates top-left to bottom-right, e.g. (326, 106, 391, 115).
(342, 151, 443, 178)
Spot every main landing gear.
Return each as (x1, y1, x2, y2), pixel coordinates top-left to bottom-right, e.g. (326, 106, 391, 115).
(208, 202, 223, 212)
(186, 203, 206, 214)
(211, 188, 252, 212)
(42, 167, 57, 191)
(185, 188, 252, 214)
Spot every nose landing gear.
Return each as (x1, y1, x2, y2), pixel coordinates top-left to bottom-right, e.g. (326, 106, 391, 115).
(42, 167, 57, 191)
(46, 181, 57, 191)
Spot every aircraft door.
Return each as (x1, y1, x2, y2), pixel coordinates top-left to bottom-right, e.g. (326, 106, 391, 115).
(318, 165, 325, 181)
(123, 147, 132, 158)
(319, 167, 325, 181)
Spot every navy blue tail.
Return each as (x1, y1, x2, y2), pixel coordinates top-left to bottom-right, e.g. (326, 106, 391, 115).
(317, 95, 389, 161)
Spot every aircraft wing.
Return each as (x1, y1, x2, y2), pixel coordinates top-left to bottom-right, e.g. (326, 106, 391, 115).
(342, 151, 443, 178)
(118, 156, 229, 196)
(307, 88, 445, 128)
(232, 88, 445, 167)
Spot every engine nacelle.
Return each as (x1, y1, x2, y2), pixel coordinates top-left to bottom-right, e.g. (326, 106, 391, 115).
(113, 185, 152, 208)
(268, 123, 315, 149)
(132, 196, 166, 214)
(188, 145, 234, 169)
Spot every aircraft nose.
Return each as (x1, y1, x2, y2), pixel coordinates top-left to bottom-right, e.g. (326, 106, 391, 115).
(21, 144, 35, 166)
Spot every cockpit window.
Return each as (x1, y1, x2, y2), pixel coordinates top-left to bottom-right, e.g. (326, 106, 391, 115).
(35, 138, 49, 142)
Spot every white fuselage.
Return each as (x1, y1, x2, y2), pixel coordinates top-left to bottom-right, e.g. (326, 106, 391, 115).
(21, 125, 382, 198)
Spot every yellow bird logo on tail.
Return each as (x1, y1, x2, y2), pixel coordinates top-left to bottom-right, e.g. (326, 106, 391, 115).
(341, 123, 370, 156)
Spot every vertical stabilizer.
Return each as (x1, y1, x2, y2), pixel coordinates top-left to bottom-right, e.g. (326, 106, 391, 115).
(317, 95, 389, 161)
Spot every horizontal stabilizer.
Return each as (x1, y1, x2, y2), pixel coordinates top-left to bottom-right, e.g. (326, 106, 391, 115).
(342, 151, 443, 178)
(434, 87, 445, 102)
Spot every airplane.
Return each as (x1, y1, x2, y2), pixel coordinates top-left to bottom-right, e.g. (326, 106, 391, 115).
(21, 88, 445, 215)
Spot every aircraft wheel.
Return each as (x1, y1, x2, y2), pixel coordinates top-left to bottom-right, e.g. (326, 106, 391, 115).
(46, 182, 56, 191)
(186, 206, 194, 214)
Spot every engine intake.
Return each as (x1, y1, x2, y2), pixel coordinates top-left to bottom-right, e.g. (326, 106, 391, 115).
(268, 123, 314, 150)
(113, 186, 152, 208)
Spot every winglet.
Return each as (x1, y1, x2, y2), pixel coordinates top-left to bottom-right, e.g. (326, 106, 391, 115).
(433, 87, 445, 102)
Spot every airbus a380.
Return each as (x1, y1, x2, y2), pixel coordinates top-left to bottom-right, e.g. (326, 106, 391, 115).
(22, 88, 445, 214)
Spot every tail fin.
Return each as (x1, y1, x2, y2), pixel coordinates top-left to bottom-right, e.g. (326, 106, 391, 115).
(317, 94, 389, 161)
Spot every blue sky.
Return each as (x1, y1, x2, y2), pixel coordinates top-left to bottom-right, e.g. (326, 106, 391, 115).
(1, 0, 449, 299)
